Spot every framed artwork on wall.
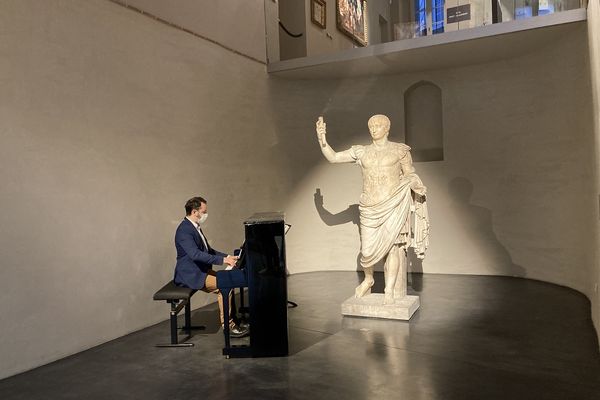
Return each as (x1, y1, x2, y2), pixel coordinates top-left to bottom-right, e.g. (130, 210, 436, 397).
(311, 0, 327, 29)
(336, 0, 367, 46)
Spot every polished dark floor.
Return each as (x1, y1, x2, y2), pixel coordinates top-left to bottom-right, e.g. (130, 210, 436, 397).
(1, 272, 600, 400)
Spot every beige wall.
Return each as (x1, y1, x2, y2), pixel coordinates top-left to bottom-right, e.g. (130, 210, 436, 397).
(0, 0, 289, 379)
(265, 0, 280, 62)
(305, 0, 355, 58)
(366, 0, 393, 43)
(279, 0, 308, 60)
(280, 0, 400, 60)
(1, 0, 598, 380)
(117, 0, 267, 62)
(304, 0, 392, 57)
(587, 0, 600, 347)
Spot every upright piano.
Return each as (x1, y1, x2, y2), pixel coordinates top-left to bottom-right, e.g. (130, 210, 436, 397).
(217, 212, 289, 358)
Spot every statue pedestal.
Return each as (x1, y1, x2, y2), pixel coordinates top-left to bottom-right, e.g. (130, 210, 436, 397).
(341, 294, 420, 320)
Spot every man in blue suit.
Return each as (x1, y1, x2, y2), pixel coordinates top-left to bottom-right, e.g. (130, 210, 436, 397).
(174, 196, 248, 338)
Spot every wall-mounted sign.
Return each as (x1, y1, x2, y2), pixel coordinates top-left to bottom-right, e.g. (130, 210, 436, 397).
(447, 4, 471, 24)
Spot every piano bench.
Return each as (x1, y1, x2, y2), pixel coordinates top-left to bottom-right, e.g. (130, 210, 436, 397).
(153, 281, 205, 347)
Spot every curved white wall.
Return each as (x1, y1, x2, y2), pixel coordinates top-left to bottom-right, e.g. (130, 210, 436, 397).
(118, 0, 267, 62)
(1, 0, 598, 380)
(587, 0, 600, 345)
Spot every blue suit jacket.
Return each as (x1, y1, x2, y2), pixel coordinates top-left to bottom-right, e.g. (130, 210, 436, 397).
(173, 218, 227, 290)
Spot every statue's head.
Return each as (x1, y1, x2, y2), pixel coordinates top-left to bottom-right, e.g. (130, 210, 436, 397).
(367, 114, 390, 140)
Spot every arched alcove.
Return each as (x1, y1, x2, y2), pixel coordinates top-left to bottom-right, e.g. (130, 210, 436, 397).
(404, 81, 444, 162)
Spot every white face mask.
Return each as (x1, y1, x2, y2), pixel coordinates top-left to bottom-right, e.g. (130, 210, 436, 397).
(198, 213, 208, 224)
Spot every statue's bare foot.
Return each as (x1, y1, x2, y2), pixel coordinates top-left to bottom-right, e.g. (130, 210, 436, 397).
(383, 292, 395, 305)
(354, 278, 374, 298)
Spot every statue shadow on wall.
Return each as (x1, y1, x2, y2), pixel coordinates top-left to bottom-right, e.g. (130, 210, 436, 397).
(448, 177, 526, 278)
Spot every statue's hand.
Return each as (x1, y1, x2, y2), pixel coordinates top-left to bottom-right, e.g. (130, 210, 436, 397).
(407, 175, 427, 196)
(413, 184, 427, 196)
(316, 116, 327, 147)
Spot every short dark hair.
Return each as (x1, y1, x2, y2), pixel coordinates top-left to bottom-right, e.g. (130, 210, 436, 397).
(185, 196, 207, 215)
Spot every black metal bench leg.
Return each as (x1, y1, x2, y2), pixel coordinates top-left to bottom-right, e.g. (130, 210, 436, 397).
(184, 301, 191, 332)
(156, 300, 194, 348)
(170, 303, 179, 344)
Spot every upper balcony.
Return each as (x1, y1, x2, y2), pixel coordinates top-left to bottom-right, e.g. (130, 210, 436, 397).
(265, 0, 588, 79)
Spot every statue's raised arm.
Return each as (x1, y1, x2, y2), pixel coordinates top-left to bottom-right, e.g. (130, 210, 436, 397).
(315, 116, 355, 164)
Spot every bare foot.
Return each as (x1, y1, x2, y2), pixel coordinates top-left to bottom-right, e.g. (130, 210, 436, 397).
(383, 292, 395, 305)
(354, 278, 374, 298)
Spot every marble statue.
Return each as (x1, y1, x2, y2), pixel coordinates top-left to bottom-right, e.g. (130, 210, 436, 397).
(316, 114, 429, 318)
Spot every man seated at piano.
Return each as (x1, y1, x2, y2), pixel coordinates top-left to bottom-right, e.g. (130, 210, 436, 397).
(173, 196, 249, 338)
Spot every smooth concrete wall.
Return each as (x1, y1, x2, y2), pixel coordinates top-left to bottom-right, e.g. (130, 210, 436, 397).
(0, 0, 289, 379)
(587, 0, 600, 346)
(279, 0, 307, 60)
(305, 0, 355, 58)
(281, 0, 405, 59)
(118, 0, 267, 62)
(265, 0, 280, 62)
(366, 0, 393, 44)
(2, 0, 598, 380)
(271, 24, 597, 302)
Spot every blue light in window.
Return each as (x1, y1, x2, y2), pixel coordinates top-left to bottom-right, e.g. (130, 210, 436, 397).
(415, 0, 427, 36)
(432, 0, 444, 34)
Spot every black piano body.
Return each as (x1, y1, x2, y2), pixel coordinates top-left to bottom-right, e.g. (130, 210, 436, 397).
(217, 212, 288, 358)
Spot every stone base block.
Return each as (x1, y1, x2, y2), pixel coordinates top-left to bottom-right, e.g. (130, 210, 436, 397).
(341, 294, 420, 321)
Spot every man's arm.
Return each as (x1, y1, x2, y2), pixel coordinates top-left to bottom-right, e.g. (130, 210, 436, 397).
(316, 116, 355, 163)
(208, 249, 238, 267)
(207, 245, 227, 258)
(177, 230, 225, 266)
(205, 239, 239, 266)
(177, 229, 238, 267)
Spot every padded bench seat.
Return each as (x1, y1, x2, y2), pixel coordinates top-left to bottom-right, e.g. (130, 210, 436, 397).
(153, 281, 195, 302)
